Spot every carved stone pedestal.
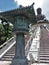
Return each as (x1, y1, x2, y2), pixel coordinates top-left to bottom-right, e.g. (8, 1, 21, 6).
(11, 58, 28, 65)
(11, 16, 29, 65)
(11, 33, 28, 65)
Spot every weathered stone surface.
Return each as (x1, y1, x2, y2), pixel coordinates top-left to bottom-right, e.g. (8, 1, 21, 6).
(11, 58, 28, 65)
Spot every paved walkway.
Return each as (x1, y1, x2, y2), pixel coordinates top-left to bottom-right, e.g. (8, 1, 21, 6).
(0, 61, 49, 65)
(0, 61, 11, 65)
(31, 63, 49, 65)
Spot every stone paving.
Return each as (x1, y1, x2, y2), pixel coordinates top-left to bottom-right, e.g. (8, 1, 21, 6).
(31, 63, 49, 65)
(0, 61, 11, 65)
(0, 61, 49, 65)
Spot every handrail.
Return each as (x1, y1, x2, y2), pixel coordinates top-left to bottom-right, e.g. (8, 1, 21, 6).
(0, 26, 38, 61)
(25, 26, 38, 56)
(0, 35, 16, 49)
(0, 35, 16, 57)
(28, 26, 41, 63)
(25, 34, 33, 56)
(37, 26, 41, 63)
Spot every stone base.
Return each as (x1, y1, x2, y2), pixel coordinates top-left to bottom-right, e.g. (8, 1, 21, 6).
(10, 58, 28, 65)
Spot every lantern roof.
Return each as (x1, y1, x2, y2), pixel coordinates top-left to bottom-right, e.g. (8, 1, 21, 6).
(0, 3, 37, 24)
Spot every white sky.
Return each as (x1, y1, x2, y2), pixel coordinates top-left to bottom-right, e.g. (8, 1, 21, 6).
(14, 0, 49, 20)
(14, 0, 43, 9)
(14, 0, 43, 14)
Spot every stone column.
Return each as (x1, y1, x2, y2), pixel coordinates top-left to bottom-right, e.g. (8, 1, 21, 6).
(11, 33, 28, 65)
(11, 16, 28, 65)
(15, 33, 25, 58)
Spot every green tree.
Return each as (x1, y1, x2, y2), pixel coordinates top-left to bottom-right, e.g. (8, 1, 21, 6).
(0, 23, 6, 45)
(7, 23, 13, 39)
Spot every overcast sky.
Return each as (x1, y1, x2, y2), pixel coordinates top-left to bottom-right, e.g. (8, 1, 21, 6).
(42, 0, 49, 19)
(0, 0, 49, 19)
(14, 0, 43, 12)
(14, 0, 49, 19)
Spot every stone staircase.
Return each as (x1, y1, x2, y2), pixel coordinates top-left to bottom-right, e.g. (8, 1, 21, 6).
(0, 27, 37, 62)
(1, 26, 49, 65)
(27, 26, 41, 62)
(38, 27, 49, 63)
(0, 45, 15, 61)
(0, 34, 33, 61)
(39, 43, 49, 63)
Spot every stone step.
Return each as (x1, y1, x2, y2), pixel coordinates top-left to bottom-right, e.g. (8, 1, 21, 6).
(39, 53, 49, 54)
(39, 57, 49, 60)
(40, 50, 49, 51)
(0, 55, 14, 61)
(39, 53, 49, 55)
(0, 58, 13, 61)
(40, 50, 49, 53)
(39, 55, 49, 56)
(40, 48, 49, 50)
(40, 48, 49, 49)
(3, 55, 14, 58)
(40, 51, 49, 52)
(39, 51, 49, 54)
(39, 60, 49, 63)
(39, 51, 49, 53)
(6, 53, 15, 56)
(5, 52, 15, 54)
(0, 45, 15, 61)
(38, 28, 49, 63)
(40, 47, 49, 49)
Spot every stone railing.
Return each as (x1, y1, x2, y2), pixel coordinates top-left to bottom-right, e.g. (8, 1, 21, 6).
(0, 35, 16, 58)
(25, 34, 33, 56)
(0, 26, 38, 59)
(25, 27, 38, 56)
(0, 35, 16, 49)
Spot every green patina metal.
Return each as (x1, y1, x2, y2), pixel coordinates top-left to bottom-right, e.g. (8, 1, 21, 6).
(14, 16, 29, 33)
(0, 3, 49, 65)
(0, 3, 37, 24)
(0, 3, 37, 65)
(0, 3, 37, 34)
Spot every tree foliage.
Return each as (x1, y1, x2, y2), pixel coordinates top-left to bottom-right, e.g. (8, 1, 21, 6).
(0, 22, 13, 45)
